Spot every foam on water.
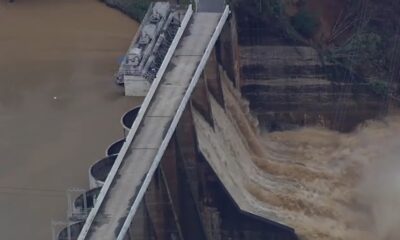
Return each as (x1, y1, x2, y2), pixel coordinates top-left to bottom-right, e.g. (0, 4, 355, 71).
(245, 117, 400, 240)
(220, 77, 400, 240)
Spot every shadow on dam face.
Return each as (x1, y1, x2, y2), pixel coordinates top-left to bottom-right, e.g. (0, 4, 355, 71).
(196, 153, 298, 240)
(168, 130, 298, 240)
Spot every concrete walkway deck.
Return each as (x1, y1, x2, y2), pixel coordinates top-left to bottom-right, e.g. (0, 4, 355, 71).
(79, 10, 227, 240)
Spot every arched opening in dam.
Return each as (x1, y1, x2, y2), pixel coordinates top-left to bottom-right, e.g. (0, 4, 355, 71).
(121, 105, 141, 134)
(57, 221, 85, 240)
(0, 0, 140, 239)
(73, 187, 101, 216)
(89, 155, 118, 188)
(105, 138, 126, 156)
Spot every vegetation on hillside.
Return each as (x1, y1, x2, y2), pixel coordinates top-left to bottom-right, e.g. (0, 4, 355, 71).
(290, 8, 319, 38)
(323, 0, 400, 94)
(233, 0, 400, 96)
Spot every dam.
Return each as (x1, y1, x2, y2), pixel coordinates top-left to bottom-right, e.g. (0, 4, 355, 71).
(52, 1, 300, 239)
(29, 0, 400, 239)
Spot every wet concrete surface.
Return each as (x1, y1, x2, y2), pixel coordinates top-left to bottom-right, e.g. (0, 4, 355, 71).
(197, 0, 225, 12)
(0, 0, 140, 239)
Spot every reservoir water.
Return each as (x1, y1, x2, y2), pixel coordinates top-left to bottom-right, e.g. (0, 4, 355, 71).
(0, 0, 139, 239)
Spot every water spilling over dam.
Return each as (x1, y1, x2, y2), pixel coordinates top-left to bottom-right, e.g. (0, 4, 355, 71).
(194, 72, 400, 240)
(258, 118, 400, 240)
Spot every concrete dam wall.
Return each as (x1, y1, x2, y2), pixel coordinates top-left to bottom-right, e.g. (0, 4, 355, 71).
(55, 51, 299, 240)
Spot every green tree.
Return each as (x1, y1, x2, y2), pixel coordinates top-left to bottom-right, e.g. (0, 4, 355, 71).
(327, 32, 382, 68)
(290, 9, 319, 38)
(369, 81, 388, 97)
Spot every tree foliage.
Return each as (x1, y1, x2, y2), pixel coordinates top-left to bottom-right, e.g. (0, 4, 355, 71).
(327, 32, 382, 67)
(369, 81, 388, 97)
(290, 9, 319, 38)
(260, 0, 283, 18)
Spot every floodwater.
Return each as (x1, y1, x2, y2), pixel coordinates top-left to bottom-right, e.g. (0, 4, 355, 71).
(224, 78, 400, 239)
(254, 118, 400, 240)
(0, 1, 139, 239)
(194, 76, 400, 240)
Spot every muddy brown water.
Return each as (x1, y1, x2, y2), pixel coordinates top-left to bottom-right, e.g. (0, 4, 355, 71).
(0, 0, 140, 239)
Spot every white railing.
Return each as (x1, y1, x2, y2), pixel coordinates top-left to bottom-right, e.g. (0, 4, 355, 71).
(116, 5, 231, 240)
(76, 5, 193, 240)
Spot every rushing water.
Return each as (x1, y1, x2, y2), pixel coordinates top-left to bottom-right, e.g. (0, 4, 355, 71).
(194, 76, 400, 240)
(217, 79, 400, 240)
(0, 1, 139, 239)
(247, 117, 400, 240)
